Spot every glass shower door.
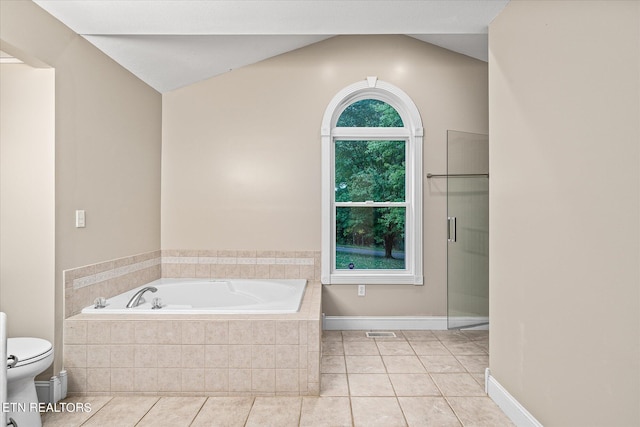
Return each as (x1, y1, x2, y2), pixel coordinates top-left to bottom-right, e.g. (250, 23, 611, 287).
(447, 131, 489, 329)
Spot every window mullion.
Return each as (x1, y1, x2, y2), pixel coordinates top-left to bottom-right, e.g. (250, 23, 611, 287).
(332, 127, 409, 139)
(334, 202, 407, 207)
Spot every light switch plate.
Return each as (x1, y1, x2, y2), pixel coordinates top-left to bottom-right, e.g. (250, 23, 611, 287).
(75, 210, 85, 228)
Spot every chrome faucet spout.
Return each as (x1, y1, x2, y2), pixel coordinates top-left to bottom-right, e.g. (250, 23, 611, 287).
(126, 286, 158, 308)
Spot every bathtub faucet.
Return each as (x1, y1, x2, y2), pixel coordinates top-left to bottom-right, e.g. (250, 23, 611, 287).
(126, 286, 158, 308)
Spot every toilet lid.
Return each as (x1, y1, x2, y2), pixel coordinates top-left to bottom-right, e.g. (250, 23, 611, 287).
(7, 337, 53, 366)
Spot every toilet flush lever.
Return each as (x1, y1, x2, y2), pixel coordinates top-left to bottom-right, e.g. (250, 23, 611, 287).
(7, 354, 18, 368)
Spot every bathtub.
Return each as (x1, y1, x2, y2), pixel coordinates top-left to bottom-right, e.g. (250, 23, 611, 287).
(81, 278, 307, 314)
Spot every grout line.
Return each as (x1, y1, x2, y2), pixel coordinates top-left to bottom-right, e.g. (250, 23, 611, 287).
(395, 394, 410, 427)
(296, 396, 303, 427)
(387, 333, 411, 427)
(186, 396, 209, 426)
(133, 396, 162, 426)
(337, 332, 357, 427)
(241, 397, 255, 427)
(78, 396, 115, 426)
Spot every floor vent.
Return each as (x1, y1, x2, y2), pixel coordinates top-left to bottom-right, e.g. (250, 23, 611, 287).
(365, 331, 397, 338)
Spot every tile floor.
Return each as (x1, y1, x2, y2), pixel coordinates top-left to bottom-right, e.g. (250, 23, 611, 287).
(42, 330, 514, 426)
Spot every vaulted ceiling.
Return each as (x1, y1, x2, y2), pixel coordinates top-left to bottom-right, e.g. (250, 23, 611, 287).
(32, 1, 510, 93)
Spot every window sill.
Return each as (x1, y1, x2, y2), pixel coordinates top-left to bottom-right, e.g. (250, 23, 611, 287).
(322, 273, 423, 285)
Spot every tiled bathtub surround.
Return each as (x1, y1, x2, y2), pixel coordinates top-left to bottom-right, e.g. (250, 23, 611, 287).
(64, 251, 162, 318)
(63, 281, 322, 397)
(161, 250, 320, 281)
(64, 250, 320, 318)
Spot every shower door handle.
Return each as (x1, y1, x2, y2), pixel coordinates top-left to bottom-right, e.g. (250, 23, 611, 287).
(447, 217, 457, 242)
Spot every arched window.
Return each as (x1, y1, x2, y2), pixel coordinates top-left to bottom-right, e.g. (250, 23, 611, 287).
(321, 77, 423, 285)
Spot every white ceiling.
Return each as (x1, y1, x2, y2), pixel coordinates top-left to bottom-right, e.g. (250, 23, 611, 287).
(32, 0, 510, 93)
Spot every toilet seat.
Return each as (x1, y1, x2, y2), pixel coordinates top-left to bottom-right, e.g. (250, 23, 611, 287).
(7, 337, 53, 368)
(6, 337, 54, 427)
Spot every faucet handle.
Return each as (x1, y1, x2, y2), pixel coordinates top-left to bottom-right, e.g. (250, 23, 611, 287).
(151, 297, 163, 310)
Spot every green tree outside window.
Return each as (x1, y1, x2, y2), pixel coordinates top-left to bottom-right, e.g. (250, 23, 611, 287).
(334, 99, 406, 269)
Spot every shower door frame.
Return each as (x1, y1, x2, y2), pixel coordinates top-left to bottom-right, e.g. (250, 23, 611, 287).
(446, 130, 489, 330)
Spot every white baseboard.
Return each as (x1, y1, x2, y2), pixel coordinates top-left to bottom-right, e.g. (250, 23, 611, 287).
(485, 369, 543, 427)
(323, 315, 490, 331)
(323, 316, 448, 330)
(35, 370, 67, 404)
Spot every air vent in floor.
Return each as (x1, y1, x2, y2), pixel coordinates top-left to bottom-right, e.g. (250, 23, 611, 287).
(365, 331, 397, 338)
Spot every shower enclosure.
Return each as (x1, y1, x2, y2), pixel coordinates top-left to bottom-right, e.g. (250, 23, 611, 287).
(445, 131, 489, 329)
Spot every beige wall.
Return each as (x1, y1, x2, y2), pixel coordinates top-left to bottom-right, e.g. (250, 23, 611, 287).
(489, 1, 639, 425)
(0, 64, 55, 342)
(162, 35, 488, 316)
(0, 1, 162, 374)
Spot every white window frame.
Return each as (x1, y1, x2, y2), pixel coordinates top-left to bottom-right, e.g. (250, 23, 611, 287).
(321, 77, 423, 285)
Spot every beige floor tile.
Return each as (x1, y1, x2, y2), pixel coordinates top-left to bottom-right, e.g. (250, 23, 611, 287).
(410, 341, 451, 356)
(41, 396, 112, 427)
(321, 355, 346, 373)
(431, 373, 486, 397)
(447, 397, 515, 427)
(474, 340, 490, 352)
(471, 372, 486, 385)
(246, 397, 302, 427)
(398, 396, 462, 427)
(343, 340, 380, 355)
(300, 397, 352, 427)
(376, 341, 415, 356)
(389, 373, 441, 396)
(456, 355, 489, 373)
(402, 331, 438, 341)
(320, 373, 349, 396)
(82, 396, 158, 427)
(351, 397, 407, 427)
(436, 337, 471, 345)
(322, 330, 343, 341)
(348, 373, 395, 396)
(419, 355, 466, 373)
(136, 396, 206, 427)
(442, 342, 487, 356)
(345, 355, 387, 373)
(321, 340, 344, 355)
(433, 331, 469, 341)
(460, 330, 489, 341)
(382, 355, 426, 373)
(341, 331, 370, 341)
(190, 397, 253, 427)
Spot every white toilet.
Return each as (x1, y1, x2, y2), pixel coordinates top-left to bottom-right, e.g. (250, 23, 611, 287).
(6, 337, 54, 427)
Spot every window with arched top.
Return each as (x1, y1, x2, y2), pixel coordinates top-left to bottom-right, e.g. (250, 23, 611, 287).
(321, 78, 423, 285)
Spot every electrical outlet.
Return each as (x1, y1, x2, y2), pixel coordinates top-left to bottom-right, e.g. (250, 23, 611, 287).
(358, 284, 366, 297)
